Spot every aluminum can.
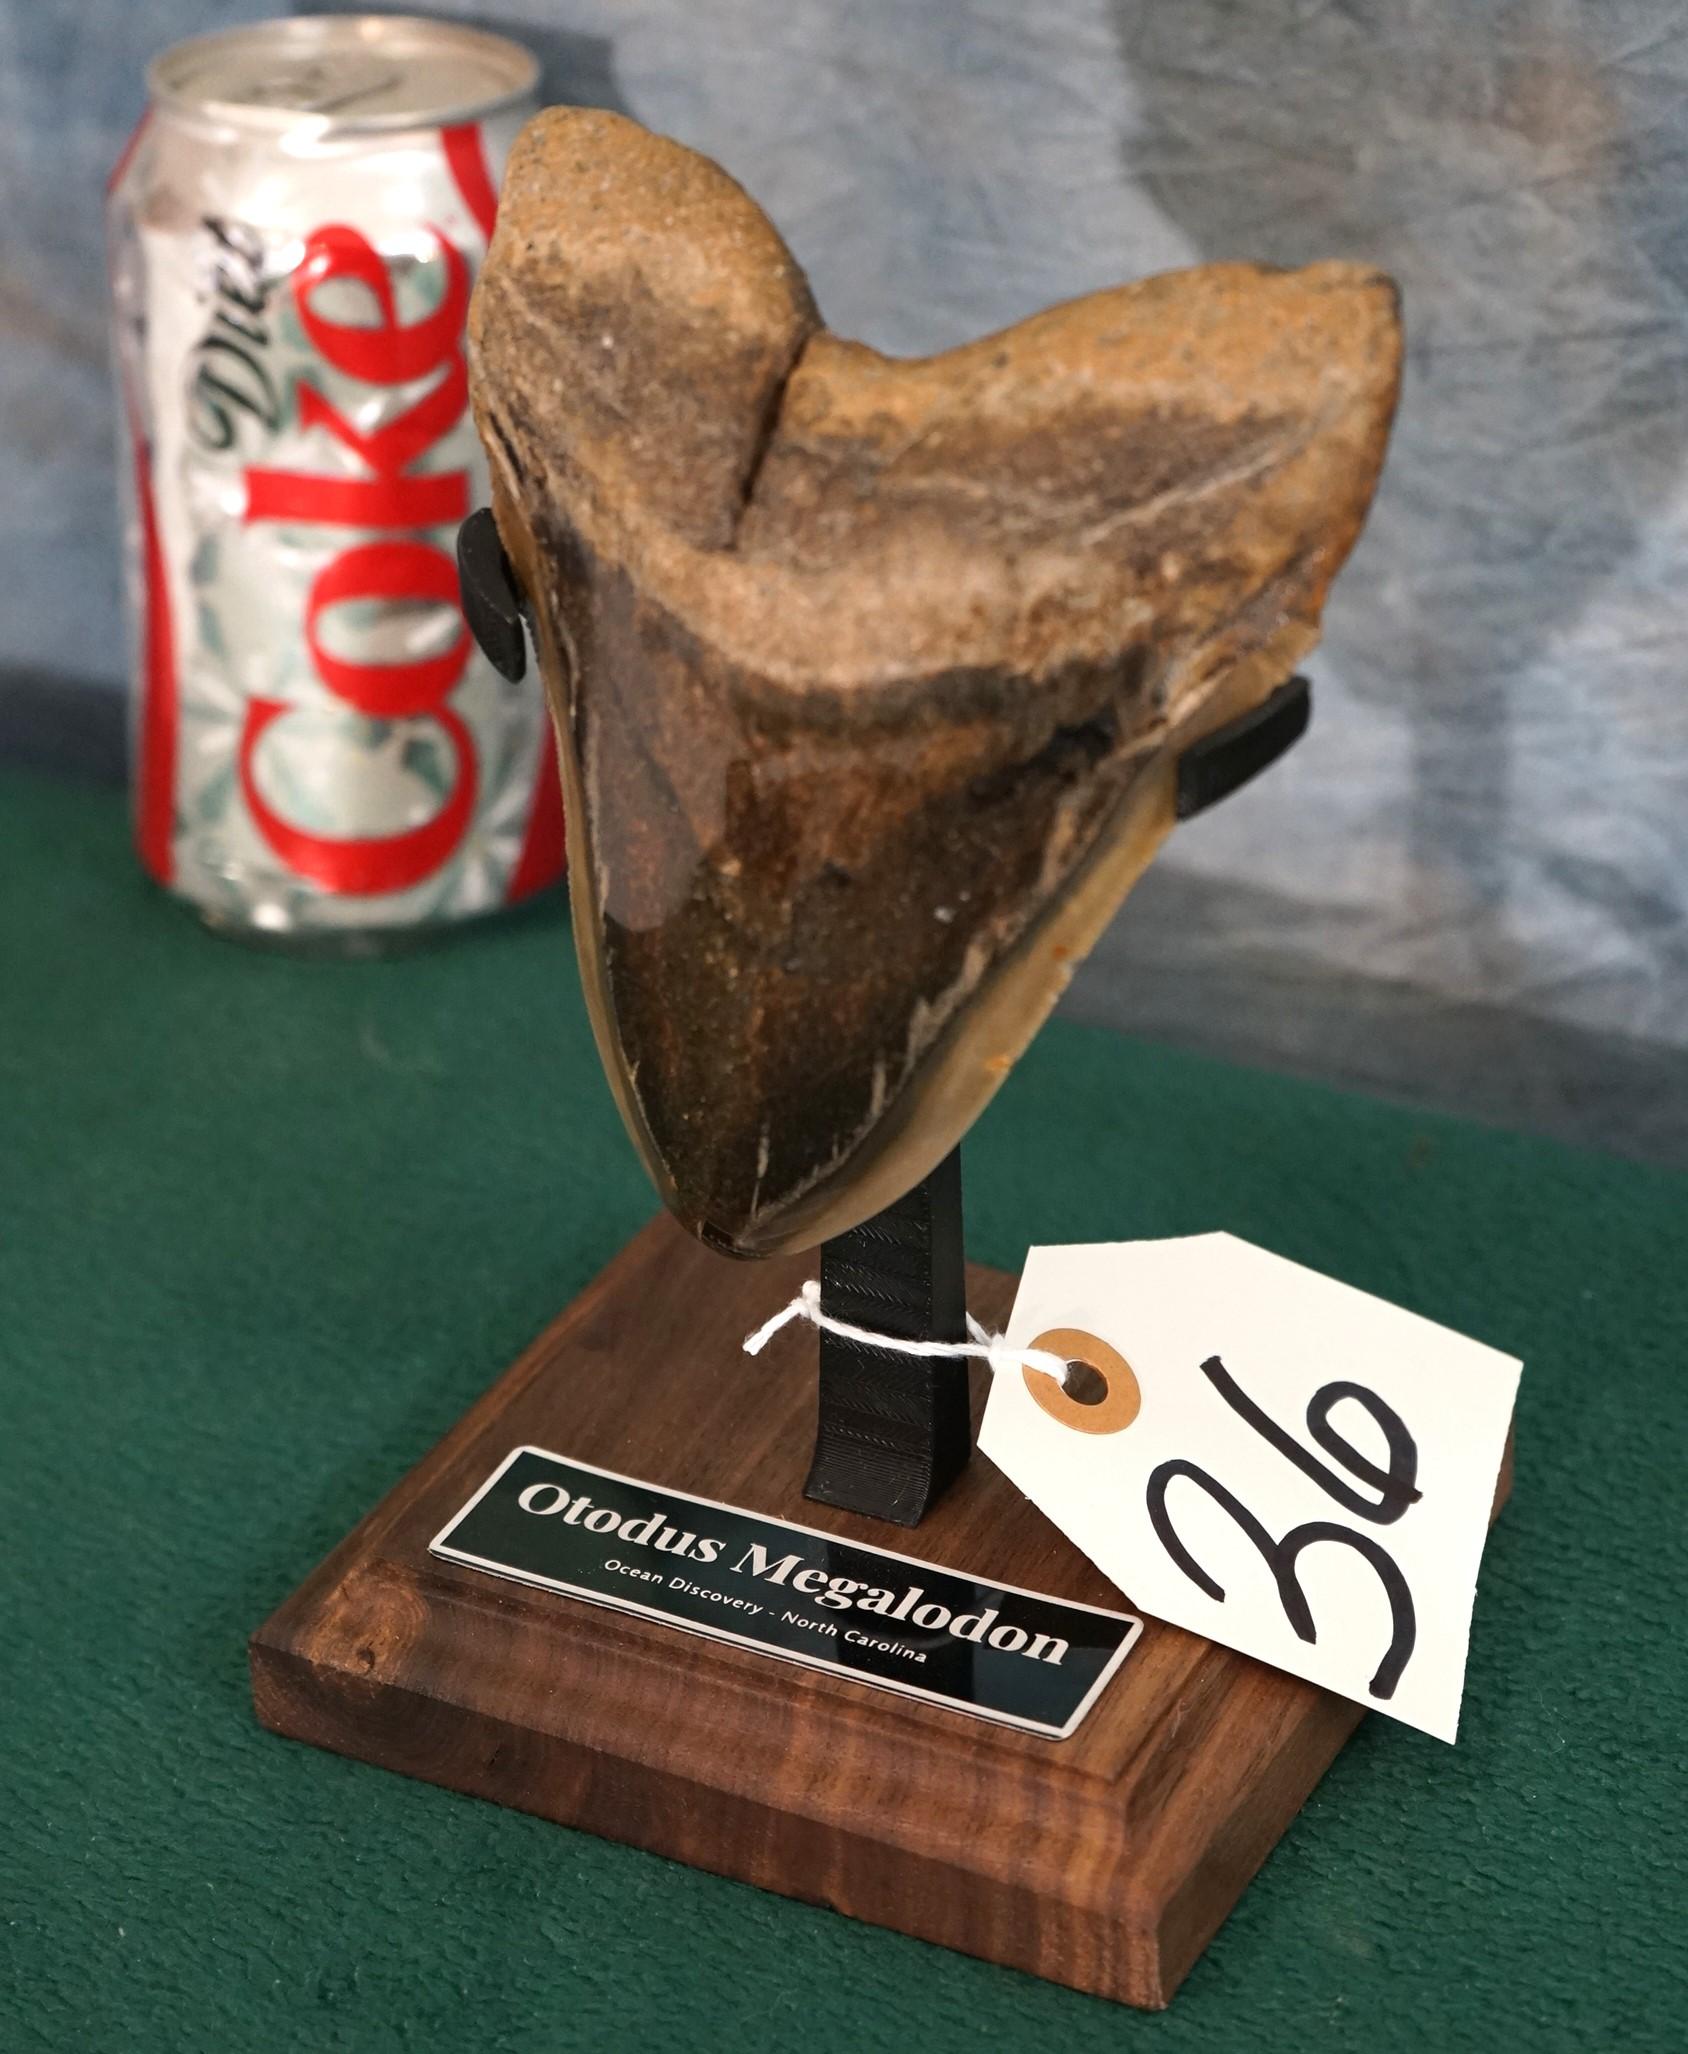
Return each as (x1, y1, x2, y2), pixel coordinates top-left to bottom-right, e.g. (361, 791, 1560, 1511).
(106, 16, 560, 946)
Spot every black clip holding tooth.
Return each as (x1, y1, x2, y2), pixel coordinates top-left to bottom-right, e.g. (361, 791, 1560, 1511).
(1176, 675, 1311, 820)
(456, 507, 529, 684)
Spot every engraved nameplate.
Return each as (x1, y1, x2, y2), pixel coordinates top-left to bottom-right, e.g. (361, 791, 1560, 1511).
(431, 1448, 1142, 1739)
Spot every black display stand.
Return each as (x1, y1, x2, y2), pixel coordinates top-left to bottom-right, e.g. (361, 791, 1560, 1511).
(804, 1147, 969, 1526)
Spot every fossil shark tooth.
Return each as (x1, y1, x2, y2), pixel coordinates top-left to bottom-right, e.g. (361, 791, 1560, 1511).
(468, 108, 1402, 1259)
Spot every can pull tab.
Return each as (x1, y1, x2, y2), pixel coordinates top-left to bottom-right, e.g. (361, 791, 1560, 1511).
(456, 508, 528, 684)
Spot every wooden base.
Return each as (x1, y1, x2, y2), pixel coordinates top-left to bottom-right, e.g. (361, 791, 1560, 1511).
(252, 1216, 1505, 2009)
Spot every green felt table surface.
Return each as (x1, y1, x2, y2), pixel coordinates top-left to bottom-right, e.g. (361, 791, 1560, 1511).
(2, 768, 1683, 2053)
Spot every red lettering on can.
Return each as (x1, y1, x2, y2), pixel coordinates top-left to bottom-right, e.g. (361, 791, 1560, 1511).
(242, 222, 477, 895)
(237, 699, 478, 898)
(294, 223, 470, 385)
(304, 541, 470, 716)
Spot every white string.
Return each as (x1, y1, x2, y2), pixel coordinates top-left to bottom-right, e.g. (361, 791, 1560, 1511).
(743, 1278, 1072, 1385)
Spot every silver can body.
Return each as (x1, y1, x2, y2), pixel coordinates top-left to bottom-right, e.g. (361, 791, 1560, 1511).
(106, 16, 558, 944)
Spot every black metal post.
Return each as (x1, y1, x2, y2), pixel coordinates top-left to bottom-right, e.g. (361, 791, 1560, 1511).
(803, 1147, 972, 1527)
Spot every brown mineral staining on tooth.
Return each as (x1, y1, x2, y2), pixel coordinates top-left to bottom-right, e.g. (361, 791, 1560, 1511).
(469, 107, 1402, 1258)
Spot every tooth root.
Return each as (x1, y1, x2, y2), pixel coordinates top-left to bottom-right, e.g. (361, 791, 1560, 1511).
(469, 108, 1402, 1259)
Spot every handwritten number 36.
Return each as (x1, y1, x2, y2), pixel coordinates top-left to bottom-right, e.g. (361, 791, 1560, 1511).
(1146, 1359, 1420, 1699)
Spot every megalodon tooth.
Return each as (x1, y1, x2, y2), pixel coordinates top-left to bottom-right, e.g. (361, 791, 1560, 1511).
(467, 108, 1401, 1258)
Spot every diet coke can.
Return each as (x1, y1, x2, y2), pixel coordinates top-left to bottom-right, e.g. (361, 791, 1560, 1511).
(106, 15, 560, 946)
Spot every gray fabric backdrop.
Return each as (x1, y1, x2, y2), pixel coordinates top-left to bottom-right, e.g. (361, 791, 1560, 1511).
(4, 1, 1684, 1158)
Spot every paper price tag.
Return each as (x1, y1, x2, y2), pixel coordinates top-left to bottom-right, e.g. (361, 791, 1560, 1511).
(978, 1233, 1520, 1742)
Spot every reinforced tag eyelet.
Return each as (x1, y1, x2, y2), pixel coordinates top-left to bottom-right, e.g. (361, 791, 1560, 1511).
(1023, 1327, 1142, 1436)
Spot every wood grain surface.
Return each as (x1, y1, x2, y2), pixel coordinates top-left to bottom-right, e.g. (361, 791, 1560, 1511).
(252, 1214, 1509, 2009)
